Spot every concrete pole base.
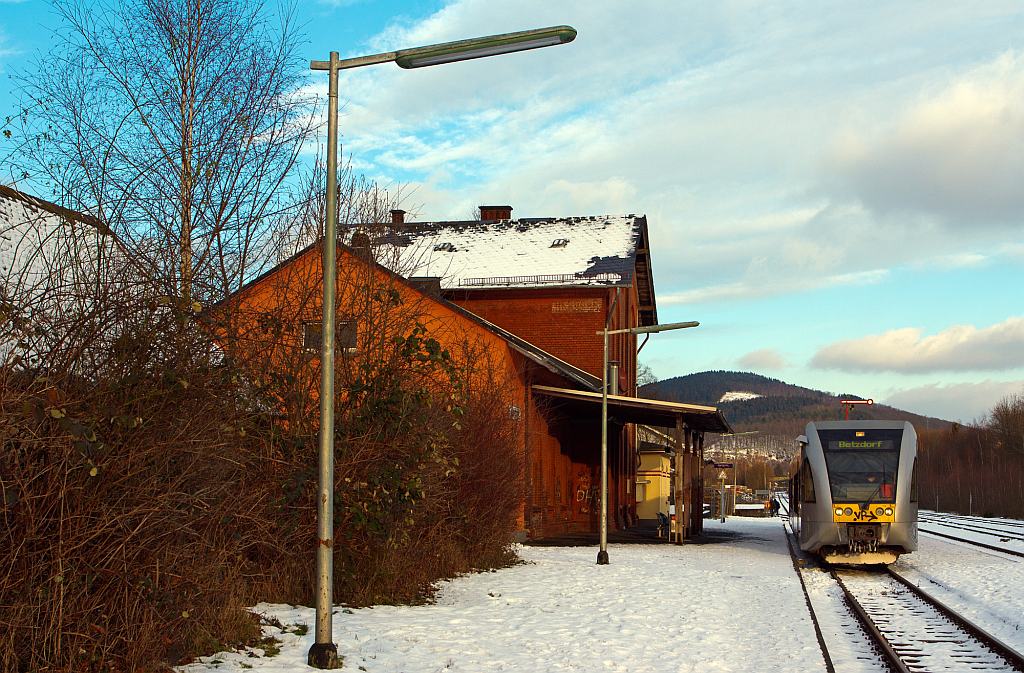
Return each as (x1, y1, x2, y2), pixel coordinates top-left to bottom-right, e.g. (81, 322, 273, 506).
(307, 642, 342, 669)
(596, 549, 609, 565)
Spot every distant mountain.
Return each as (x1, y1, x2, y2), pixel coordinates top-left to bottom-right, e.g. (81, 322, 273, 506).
(641, 371, 951, 442)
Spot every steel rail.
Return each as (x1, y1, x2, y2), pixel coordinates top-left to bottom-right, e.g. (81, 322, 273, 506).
(919, 526, 1024, 558)
(830, 571, 912, 673)
(917, 516, 1024, 542)
(782, 525, 836, 673)
(920, 512, 1024, 530)
(885, 567, 1024, 671)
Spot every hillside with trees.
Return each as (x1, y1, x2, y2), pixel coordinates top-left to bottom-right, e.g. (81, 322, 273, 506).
(642, 370, 951, 440)
(645, 371, 1024, 520)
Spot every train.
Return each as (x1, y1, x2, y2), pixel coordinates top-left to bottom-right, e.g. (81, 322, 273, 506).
(789, 420, 918, 564)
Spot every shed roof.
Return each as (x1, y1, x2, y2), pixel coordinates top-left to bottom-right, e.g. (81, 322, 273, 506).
(532, 385, 733, 434)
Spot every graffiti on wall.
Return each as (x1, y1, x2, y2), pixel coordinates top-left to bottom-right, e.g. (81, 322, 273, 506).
(574, 471, 598, 515)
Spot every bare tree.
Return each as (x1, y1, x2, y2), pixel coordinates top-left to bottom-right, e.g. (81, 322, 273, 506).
(13, 0, 317, 303)
(637, 362, 658, 388)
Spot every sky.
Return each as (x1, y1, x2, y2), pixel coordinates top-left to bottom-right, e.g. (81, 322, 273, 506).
(1, 1, 1023, 423)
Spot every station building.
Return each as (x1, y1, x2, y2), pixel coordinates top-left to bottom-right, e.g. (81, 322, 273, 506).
(182, 203, 735, 540)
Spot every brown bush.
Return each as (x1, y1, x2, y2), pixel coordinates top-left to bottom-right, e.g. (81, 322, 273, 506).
(2, 291, 525, 671)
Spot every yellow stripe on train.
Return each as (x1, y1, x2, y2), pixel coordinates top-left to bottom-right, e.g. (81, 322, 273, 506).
(831, 503, 895, 523)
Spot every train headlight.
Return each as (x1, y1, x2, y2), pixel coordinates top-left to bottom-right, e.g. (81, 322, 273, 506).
(843, 507, 853, 516)
(875, 507, 885, 516)
(835, 508, 843, 516)
(884, 507, 893, 516)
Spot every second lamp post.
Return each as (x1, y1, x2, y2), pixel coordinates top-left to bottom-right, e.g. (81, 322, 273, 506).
(596, 320, 699, 565)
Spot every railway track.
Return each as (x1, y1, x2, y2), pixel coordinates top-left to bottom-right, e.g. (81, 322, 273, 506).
(920, 512, 1024, 531)
(918, 527, 1024, 559)
(832, 567, 1024, 672)
(785, 524, 1024, 672)
(918, 514, 1024, 542)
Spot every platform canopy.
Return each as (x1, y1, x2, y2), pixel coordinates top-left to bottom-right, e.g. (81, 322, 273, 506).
(532, 385, 733, 434)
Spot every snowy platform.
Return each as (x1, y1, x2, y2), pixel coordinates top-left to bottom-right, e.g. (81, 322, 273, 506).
(180, 517, 827, 672)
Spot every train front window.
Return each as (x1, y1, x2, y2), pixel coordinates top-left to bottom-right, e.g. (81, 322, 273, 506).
(819, 429, 903, 503)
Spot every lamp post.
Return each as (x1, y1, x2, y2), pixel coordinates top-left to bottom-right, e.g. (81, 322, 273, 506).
(306, 25, 575, 669)
(595, 320, 699, 565)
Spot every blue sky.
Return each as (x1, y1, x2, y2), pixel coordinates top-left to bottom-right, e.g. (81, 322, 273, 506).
(2, 1, 1023, 422)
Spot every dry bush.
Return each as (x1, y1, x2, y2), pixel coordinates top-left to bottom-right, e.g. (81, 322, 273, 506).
(238, 284, 526, 607)
(0, 307, 279, 672)
(2, 252, 526, 671)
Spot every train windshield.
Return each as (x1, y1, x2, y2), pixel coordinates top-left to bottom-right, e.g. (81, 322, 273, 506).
(819, 429, 903, 503)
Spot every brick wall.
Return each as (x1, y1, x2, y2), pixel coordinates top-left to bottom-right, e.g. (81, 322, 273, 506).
(447, 285, 638, 390)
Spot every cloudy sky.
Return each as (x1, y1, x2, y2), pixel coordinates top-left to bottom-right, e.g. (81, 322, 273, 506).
(2, 1, 1022, 422)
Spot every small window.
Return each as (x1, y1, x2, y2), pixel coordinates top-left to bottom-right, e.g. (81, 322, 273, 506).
(303, 320, 358, 354)
(550, 238, 569, 248)
(910, 457, 919, 503)
(800, 458, 816, 503)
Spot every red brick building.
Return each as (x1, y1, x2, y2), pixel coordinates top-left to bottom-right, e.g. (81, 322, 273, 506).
(363, 206, 729, 537)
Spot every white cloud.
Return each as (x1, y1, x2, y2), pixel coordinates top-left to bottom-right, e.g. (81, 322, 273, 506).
(909, 253, 987, 270)
(811, 317, 1024, 373)
(661, 268, 888, 306)
(306, 2, 1024, 306)
(738, 349, 787, 370)
(829, 51, 1024, 226)
(884, 380, 1024, 424)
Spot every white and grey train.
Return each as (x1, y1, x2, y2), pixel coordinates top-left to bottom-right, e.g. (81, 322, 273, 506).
(789, 420, 918, 565)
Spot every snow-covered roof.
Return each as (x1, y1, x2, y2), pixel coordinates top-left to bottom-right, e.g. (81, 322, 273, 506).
(359, 215, 648, 290)
(1, 185, 105, 293)
(1, 185, 117, 365)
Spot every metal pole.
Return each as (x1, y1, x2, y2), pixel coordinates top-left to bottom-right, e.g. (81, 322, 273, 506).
(597, 325, 610, 565)
(308, 51, 341, 670)
(720, 477, 726, 523)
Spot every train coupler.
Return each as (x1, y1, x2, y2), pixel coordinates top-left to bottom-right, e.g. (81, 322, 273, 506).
(847, 524, 881, 553)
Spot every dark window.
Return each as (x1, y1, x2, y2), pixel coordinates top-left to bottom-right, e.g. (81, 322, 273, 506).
(819, 429, 903, 503)
(303, 320, 358, 354)
(800, 458, 815, 503)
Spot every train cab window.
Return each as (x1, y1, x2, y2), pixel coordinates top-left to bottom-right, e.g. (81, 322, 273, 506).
(800, 458, 815, 502)
(819, 428, 903, 504)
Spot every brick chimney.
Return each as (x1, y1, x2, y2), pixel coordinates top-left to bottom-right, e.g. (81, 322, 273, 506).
(479, 205, 512, 221)
(390, 209, 406, 225)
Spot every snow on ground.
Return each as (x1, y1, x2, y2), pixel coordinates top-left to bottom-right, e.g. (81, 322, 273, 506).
(717, 391, 762, 403)
(896, 517, 1024, 652)
(179, 517, 826, 673)
(917, 513, 1024, 555)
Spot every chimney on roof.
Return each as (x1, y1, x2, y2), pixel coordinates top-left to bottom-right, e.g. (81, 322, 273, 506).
(479, 205, 512, 221)
(390, 209, 406, 225)
(408, 276, 442, 297)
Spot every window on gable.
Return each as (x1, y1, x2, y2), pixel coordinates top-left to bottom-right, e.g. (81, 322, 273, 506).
(550, 238, 569, 248)
(303, 319, 358, 355)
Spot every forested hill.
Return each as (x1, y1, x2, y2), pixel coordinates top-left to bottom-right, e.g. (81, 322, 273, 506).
(640, 370, 951, 439)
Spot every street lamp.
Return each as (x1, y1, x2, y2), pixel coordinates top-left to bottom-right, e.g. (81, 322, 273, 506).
(307, 25, 576, 669)
(596, 320, 699, 565)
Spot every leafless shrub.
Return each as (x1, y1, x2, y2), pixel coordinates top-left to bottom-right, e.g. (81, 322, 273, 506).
(2, 182, 524, 672)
